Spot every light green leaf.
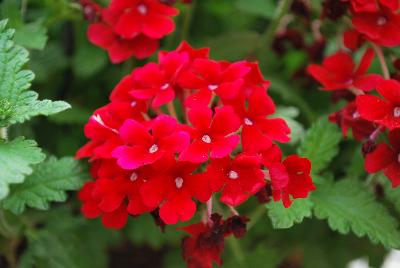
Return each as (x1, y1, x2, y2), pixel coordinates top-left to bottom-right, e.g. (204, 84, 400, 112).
(298, 119, 342, 174)
(14, 20, 48, 50)
(313, 179, 400, 249)
(380, 176, 400, 214)
(3, 157, 84, 214)
(0, 137, 45, 200)
(274, 106, 304, 144)
(266, 199, 313, 229)
(0, 20, 70, 127)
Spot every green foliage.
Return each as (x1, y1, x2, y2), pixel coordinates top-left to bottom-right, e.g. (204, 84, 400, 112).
(266, 199, 313, 229)
(274, 106, 304, 144)
(14, 20, 48, 50)
(312, 179, 400, 249)
(0, 137, 45, 200)
(18, 209, 119, 268)
(0, 19, 69, 127)
(2, 157, 85, 214)
(235, 0, 275, 19)
(298, 119, 342, 174)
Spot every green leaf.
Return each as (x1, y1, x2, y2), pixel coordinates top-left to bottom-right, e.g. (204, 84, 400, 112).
(312, 179, 400, 248)
(0, 137, 45, 200)
(0, 20, 70, 127)
(266, 199, 313, 229)
(274, 106, 304, 144)
(235, 0, 275, 19)
(224, 245, 283, 268)
(19, 208, 119, 268)
(2, 157, 84, 214)
(380, 176, 400, 214)
(14, 20, 48, 50)
(297, 119, 342, 174)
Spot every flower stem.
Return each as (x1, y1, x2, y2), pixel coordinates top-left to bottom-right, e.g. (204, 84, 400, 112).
(369, 125, 384, 141)
(0, 127, 8, 140)
(255, 0, 294, 55)
(181, 0, 196, 41)
(166, 102, 177, 118)
(372, 43, 390, 80)
(228, 205, 239, 216)
(247, 205, 267, 230)
(206, 197, 213, 222)
(227, 237, 246, 266)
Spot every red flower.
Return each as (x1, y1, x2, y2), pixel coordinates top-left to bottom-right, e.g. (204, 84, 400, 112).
(159, 41, 210, 62)
(352, 7, 400, 47)
(112, 115, 190, 169)
(365, 129, 400, 187)
(181, 214, 226, 268)
(357, 79, 400, 130)
(130, 51, 189, 107)
(231, 89, 290, 153)
(140, 159, 211, 224)
(79, 181, 129, 229)
(87, 22, 159, 63)
(108, 0, 179, 39)
(329, 101, 377, 141)
(269, 155, 315, 208)
(205, 154, 266, 206)
(178, 59, 251, 107)
(350, 0, 399, 13)
(307, 49, 382, 91)
(179, 106, 241, 163)
(343, 29, 365, 51)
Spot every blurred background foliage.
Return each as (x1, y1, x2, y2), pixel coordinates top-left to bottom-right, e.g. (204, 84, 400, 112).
(0, 0, 398, 267)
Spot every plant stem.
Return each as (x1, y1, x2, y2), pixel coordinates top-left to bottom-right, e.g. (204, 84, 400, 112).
(255, 0, 294, 55)
(227, 237, 246, 266)
(181, 0, 196, 41)
(247, 205, 267, 230)
(369, 125, 384, 141)
(0, 127, 8, 140)
(206, 197, 213, 223)
(167, 102, 177, 119)
(372, 43, 390, 79)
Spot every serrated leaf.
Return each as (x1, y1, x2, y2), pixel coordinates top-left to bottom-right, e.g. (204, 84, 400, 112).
(298, 119, 342, 174)
(266, 199, 313, 229)
(2, 157, 85, 214)
(274, 106, 304, 144)
(0, 19, 70, 127)
(380, 176, 400, 214)
(0, 137, 45, 200)
(312, 179, 400, 248)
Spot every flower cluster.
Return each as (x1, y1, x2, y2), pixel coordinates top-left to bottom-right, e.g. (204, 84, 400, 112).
(77, 42, 315, 266)
(79, 0, 179, 63)
(308, 0, 400, 189)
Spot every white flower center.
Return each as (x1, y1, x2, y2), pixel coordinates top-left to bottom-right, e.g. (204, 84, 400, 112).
(131, 101, 137, 107)
(208, 84, 218, 91)
(377, 17, 387, 26)
(244, 117, 253, 125)
(201, 134, 212, 144)
(394, 107, 400, 118)
(130, 172, 138, 181)
(175, 177, 184, 188)
(228, 170, 239, 180)
(137, 4, 148, 15)
(352, 111, 360, 119)
(161, 83, 169, 90)
(149, 144, 158, 154)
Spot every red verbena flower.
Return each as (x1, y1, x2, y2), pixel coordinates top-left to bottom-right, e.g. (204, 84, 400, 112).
(329, 101, 377, 141)
(352, 7, 400, 47)
(112, 115, 190, 169)
(365, 129, 400, 187)
(269, 155, 316, 208)
(179, 106, 241, 163)
(357, 79, 400, 130)
(205, 154, 266, 206)
(349, 0, 400, 13)
(307, 49, 382, 91)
